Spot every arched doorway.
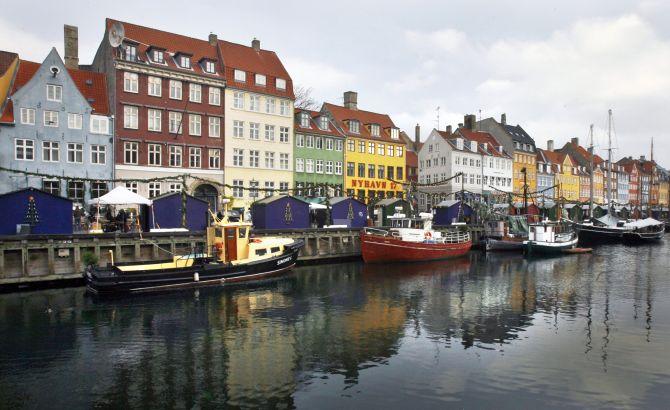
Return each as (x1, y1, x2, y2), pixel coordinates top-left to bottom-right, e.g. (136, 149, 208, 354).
(194, 184, 219, 213)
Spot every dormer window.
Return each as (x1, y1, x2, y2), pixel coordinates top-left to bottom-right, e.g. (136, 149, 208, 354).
(123, 44, 137, 62)
(204, 60, 216, 74)
(300, 113, 310, 128)
(152, 50, 164, 64)
(276, 78, 286, 90)
(370, 124, 380, 137)
(234, 69, 246, 82)
(390, 128, 399, 140)
(349, 120, 360, 134)
(179, 55, 191, 69)
(319, 116, 328, 130)
(255, 74, 266, 86)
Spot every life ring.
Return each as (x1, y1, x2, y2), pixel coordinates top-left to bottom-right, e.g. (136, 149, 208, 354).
(424, 231, 432, 240)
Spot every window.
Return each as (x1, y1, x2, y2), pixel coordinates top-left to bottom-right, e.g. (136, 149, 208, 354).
(152, 49, 164, 64)
(335, 161, 343, 175)
(276, 78, 286, 90)
(209, 149, 220, 169)
(123, 44, 137, 61)
(265, 125, 275, 141)
(264, 151, 275, 168)
(349, 120, 360, 134)
(249, 94, 260, 111)
(316, 159, 323, 173)
(387, 145, 394, 156)
(68, 113, 82, 129)
(67, 181, 84, 202)
(280, 126, 289, 143)
(296, 158, 304, 172)
(306, 159, 314, 173)
(169, 112, 183, 134)
(255, 74, 266, 86)
(347, 140, 354, 151)
(265, 97, 275, 113)
(387, 166, 394, 180)
(179, 55, 191, 69)
(124, 72, 138, 93)
(125, 182, 138, 193)
(396, 167, 403, 180)
(325, 160, 333, 174)
(209, 117, 221, 137)
(323, 138, 333, 151)
(377, 165, 385, 179)
(319, 116, 329, 130)
(189, 83, 202, 102)
(300, 113, 310, 128)
(234, 69, 246, 82)
(390, 128, 399, 139)
(67, 143, 83, 163)
(279, 182, 289, 193)
(295, 134, 305, 147)
(169, 146, 182, 167)
(209, 87, 221, 105)
(249, 122, 260, 140)
(189, 147, 201, 168)
(44, 111, 58, 127)
(368, 142, 375, 154)
(233, 91, 244, 109)
(378, 144, 385, 155)
(358, 140, 365, 153)
(90, 116, 109, 134)
(148, 109, 162, 132)
(148, 144, 161, 166)
(358, 163, 365, 177)
(148, 76, 162, 96)
(316, 137, 323, 149)
(43, 180, 60, 195)
(46, 84, 62, 101)
(347, 162, 354, 176)
(15, 139, 34, 160)
(280, 153, 289, 170)
(233, 120, 244, 138)
(91, 145, 106, 165)
(370, 124, 380, 137)
(264, 181, 274, 196)
(233, 148, 244, 166)
(396, 146, 403, 157)
(42, 141, 59, 162)
(232, 180, 244, 198)
(368, 164, 375, 178)
(306, 135, 314, 148)
(336, 140, 343, 151)
(20, 108, 35, 125)
(249, 150, 259, 167)
(148, 182, 161, 198)
(169, 80, 182, 100)
(189, 114, 201, 136)
(124, 106, 138, 129)
(280, 100, 290, 116)
(204, 60, 216, 74)
(124, 142, 138, 164)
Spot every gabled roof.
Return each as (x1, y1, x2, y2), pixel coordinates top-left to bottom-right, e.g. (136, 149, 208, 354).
(323, 102, 400, 143)
(456, 128, 510, 158)
(329, 196, 366, 206)
(541, 149, 570, 166)
(294, 108, 344, 138)
(502, 123, 535, 146)
(253, 194, 309, 206)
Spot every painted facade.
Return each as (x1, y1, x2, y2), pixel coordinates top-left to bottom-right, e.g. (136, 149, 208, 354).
(616, 164, 630, 204)
(0, 48, 112, 204)
(535, 148, 556, 201)
(542, 150, 579, 201)
(293, 109, 345, 196)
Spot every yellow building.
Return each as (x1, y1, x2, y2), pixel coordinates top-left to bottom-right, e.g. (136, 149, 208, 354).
(513, 149, 537, 195)
(593, 166, 604, 204)
(544, 150, 579, 201)
(323, 93, 405, 202)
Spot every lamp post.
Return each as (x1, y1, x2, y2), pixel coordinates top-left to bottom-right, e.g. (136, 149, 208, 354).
(521, 167, 528, 215)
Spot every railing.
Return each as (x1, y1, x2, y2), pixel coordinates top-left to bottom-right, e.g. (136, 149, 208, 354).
(437, 230, 471, 244)
(363, 227, 390, 237)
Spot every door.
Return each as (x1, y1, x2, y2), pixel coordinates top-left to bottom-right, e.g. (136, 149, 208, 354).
(225, 228, 237, 261)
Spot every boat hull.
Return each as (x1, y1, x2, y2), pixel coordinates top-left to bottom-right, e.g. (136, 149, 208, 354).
(622, 230, 665, 243)
(85, 241, 303, 296)
(574, 224, 627, 244)
(360, 232, 471, 263)
(485, 237, 525, 252)
(523, 236, 579, 255)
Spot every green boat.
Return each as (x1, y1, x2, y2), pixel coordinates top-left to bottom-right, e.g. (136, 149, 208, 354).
(523, 221, 578, 256)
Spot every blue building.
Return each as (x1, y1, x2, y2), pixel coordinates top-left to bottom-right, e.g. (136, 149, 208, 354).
(536, 147, 556, 201)
(146, 192, 209, 231)
(0, 48, 113, 205)
(330, 197, 367, 228)
(0, 187, 73, 235)
(251, 195, 310, 230)
(433, 200, 472, 225)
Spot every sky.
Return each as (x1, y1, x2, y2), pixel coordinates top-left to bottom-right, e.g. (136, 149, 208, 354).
(1, 0, 668, 165)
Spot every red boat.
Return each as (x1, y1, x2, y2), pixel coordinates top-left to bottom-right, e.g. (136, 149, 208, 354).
(360, 216, 472, 263)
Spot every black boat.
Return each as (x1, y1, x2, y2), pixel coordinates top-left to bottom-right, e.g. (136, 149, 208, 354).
(85, 217, 304, 296)
(576, 215, 664, 244)
(621, 218, 665, 243)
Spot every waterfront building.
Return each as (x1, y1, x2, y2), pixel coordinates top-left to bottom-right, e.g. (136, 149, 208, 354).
(616, 164, 629, 204)
(91, 19, 226, 210)
(577, 165, 590, 204)
(322, 92, 405, 203)
(558, 138, 611, 204)
(540, 150, 579, 201)
(658, 168, 669, 208)
(400, 125, 423, 185)
(293, 108, 345, 197)
(619, 159, 640, 205)
(477, 113, 538, 197)
(0, 42, 112, 204)
(535, 146, 556, 201)
(220, 38, 294, 210)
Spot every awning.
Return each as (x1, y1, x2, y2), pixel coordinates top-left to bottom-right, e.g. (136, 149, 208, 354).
(89, 186, 152, 206)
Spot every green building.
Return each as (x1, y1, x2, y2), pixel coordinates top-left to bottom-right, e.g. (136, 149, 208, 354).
(294, 109, 345, 197)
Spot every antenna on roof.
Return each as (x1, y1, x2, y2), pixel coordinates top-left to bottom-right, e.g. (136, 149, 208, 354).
(108, 22, 125, 48)
(436, 106, 440, 130)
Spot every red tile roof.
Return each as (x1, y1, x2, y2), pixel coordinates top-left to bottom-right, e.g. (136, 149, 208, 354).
(541, 149, 571, 166)
(406, 150, 418, 167)
(456, 128, 510, 158)
(294, 108, 345, 137)
(322, 102, 400, 143)
(0, 50, 18, 76)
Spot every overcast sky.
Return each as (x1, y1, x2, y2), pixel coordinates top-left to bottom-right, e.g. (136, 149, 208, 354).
(1, 0, 668, 165)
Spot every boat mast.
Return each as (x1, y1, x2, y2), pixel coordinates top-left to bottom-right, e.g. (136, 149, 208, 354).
(606, 109, 613, 209)
(589, 124, 594, 218)
(648, 137, 654, 216)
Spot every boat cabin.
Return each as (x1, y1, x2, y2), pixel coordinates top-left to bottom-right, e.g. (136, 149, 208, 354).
(206, 219, 291, 264)
(528, 223, 556, 243)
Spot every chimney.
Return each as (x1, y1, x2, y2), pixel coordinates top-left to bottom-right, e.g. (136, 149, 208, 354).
(464, 114, 476, 130)
(64, 24, 79, 70)
(414, 123, 420, 149)
(252, 37, 260, 51)
(446, 125, 452, 135)
(501, 113, 507, 125)
(458, 123, 464, 128)
(571, 137, 579, 146)
(209, 33, 218, 46)
(547, 139, 554, 151)
(640, 155, 646, 161)
(343, 91, 358, 110)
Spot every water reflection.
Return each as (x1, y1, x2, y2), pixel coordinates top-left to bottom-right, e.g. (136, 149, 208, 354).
(0, 241, 669, 408)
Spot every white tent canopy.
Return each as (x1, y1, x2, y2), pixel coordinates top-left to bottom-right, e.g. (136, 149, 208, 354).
(89, 186, 153, 206)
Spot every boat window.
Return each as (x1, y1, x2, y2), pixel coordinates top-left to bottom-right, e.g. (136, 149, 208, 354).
(215, 228, 222, 238)
(239, 227, 247, 238)
(255, 249, 267, 256)
(270, 246, 280, 253)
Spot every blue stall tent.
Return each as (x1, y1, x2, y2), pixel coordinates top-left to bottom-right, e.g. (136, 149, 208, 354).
(433, 200, 473, 226)
(147, 192, 209, 231)
(0, 188, 73, 235)
(330, 197, 368, 228)
(251, 195, 310, 230)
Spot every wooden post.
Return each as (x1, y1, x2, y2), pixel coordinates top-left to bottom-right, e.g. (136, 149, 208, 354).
(21, 240, 28, 277)
(47, 239, 55, 275)
(73, 241, 81, 274)
(0, 248, 5, 278)
(134, 242, 141, 260)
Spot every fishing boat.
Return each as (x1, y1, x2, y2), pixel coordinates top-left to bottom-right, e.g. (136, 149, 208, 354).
(483, 215, 528, 252)
(574, 213, 631, 243)
(523, 221, 578, 255)
(621, 218, 665, 243)
(360, 213, 471, 263)
(85, 212, 304, 296)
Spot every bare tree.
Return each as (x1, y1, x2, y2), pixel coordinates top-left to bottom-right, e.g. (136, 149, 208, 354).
(294, 85, 320, 110)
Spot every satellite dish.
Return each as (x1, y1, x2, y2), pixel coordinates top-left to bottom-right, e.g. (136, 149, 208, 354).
(108, 22, 125, 48)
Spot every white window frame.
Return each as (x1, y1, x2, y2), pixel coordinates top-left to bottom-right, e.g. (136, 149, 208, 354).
(189, 114, 201, 136)
(249, 122, 260, 140)
(148, 182, 162, 198)
(148, 109, 162, 132)
(264, 124, 275, 141)
(169, 80, 182, 100)
(280, 126, 289, 143)
(90, 116, 109, 134)
(189, 147, 202, 168)
(204, 60, 216, 74)
(148, 143, 162, 166)
(15, 139, 34, 161)
(46, 84, 62, 102)
(233, 148, 244, 166)
(265, 97, 275, 113)
(249, 94, 260, 111)
(280, 153, 289, 170)
(90, 145, 106, 165)
(42, 141, 59, 162)
(316, 159, 324, 174)
(233, 120, 244, 138)
(264, 151, 275, 169)
(305, 159, 314, 173)
(296, 134, 304, 147)
(169, 145, 182, 167)
(168, 111, 183, 134)
(124, 105, 138, 129)
(44, 110, 59, 127)
(209, 117, 220, 138)
(67, 142, 83, 164)
(255, 74, 266, 86)
(234, 69, 246, 82)
(148, 76, 162, 97)
(208, 149, 220, 169)
(280, 100, 290, 116)
(233, 91, 244, 109)
(124, 141, 138, 165)
(276, 78, 286, 90)
(249, 150, 259, 167)
(20, 108, 35, 125)
(208, 87, 221, 105)
(68, 113, 83, 130)
(189, 83, 202, 103)
(123, 72, 138, 93)
(295, 158, 304, 172)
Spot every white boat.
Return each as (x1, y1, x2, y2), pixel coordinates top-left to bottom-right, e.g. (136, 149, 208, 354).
(523, 221, 578, 255)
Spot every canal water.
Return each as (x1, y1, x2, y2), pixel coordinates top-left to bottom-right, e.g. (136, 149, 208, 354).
(1, 242, 669, 409)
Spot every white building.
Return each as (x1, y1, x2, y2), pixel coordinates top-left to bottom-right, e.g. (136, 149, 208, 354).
(418, 126, 513, 211)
